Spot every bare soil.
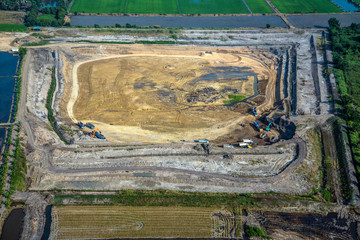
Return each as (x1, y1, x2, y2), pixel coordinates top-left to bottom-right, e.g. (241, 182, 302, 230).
(69, 47, 276, 143)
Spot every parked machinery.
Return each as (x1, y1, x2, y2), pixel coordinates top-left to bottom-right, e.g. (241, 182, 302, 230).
(86, 122, 95, 129)
(90, 129, 106, 140)
(76, 122, 85, 129)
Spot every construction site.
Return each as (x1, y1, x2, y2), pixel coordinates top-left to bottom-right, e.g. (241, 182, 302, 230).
(1, 27, 359, 239)
(17, 29, 327, 193)
(5, 29, 327, 193)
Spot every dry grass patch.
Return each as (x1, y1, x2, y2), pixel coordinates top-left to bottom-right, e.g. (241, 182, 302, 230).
(52, 206, 218, 239)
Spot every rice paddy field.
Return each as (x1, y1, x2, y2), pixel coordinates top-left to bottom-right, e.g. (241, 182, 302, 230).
(70, 0, 345, 14)
(51, 206, 220, 239)
(178, 0, 248, 14)
(70, 0, 249, 14)
(246, 0, 274, 14)
(0, 24, 27, 32)
(270, 0, 342, 13)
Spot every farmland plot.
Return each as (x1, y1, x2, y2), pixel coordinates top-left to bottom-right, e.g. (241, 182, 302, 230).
(126, 0, 178, 14)
(51, 206, 219, 239)
(70, 0, 127, 13)
(178, 0, 249, 14)
(270, 0, 342, 13)
(245, 0, 274, 13)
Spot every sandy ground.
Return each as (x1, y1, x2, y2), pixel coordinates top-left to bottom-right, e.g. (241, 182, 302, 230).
(0, 33, 28, 51)
(67, 48, 276, 143)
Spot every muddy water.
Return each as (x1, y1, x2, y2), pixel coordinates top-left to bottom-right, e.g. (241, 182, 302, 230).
(194, 66, 259, 105)
(0, 208, 25, 240)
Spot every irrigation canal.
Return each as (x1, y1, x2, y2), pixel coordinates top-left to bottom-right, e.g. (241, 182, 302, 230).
(0, 52, 19, 171)
(71, 13, 360, 29)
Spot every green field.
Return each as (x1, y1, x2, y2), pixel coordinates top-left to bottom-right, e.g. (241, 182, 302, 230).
(71, 0, 127, 13)
(0, 24, 27, 32)
(37, 14, 57, 21)
(70, 0, 249, 14)
(270, 0, 342, 13)
(178, 0, 248, 14)
(70, 0, 344, 14)
(127, 0, 178, 14)
(245, 0, 274, 14)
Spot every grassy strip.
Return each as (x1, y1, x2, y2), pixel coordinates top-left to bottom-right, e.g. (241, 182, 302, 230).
(46, 68, 70, 144)
(0, 151, 10, 195)
(245, 224, 272, 239)
(68, 40, 176, 45)
(0, 24, 27, 32)
(68, 40, 132, 44)
(54, 190, 257, 207)
(319, 128, 336, 202)
(9, 133, 26, 191)
(12, 47, 27, 122)
(223, 94, 246, 104)
(22, 40, 50, 46)
(332, 120, 353, 201)
(135, 40, 175, 44)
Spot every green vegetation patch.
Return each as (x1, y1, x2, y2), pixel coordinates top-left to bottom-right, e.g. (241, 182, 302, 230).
(54, 190, 257, 207)
(223, 94, 246, 104)
(270, 0, 342, 13)
(10, 135, 27, 191)
(71, 0, 249, 14)
(245, 0, 274, 14)
(329, 19, 360, 200)
(178, 0, 249, 14)
(126, 0, 178, 14)
(37, 14, 57, 21)
(244, 224, 272, 239)
(0, 24, 27, 32)
(71, 0, 127, 13)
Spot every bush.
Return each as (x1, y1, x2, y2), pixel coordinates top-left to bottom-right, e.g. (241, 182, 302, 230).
(244, 224, 272, 239)
(321, 189, 331, 202)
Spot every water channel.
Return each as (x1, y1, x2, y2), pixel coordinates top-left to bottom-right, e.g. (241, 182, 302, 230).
(71, 13, 360, 29)
(0, 52, 19, 151)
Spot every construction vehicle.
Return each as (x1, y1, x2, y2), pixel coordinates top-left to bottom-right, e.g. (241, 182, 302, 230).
(239, 142, 253, 148)
(260, 132, 267, 139)
(253, 122, 260, 131)
(86, 122, 95, 129)
(223, 144, 234, 148)
(252, 107, 258, 116)
(76, 122, 85, 129)
(265, 122, 272, 131)
(195, 139, 209, 143)
(90, 129, 106, 140)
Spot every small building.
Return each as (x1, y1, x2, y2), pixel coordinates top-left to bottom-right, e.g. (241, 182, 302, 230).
(33, 26, 42, 31)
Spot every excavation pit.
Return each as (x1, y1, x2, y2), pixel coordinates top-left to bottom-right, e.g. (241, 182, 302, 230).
(68, 48, 277, 143)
